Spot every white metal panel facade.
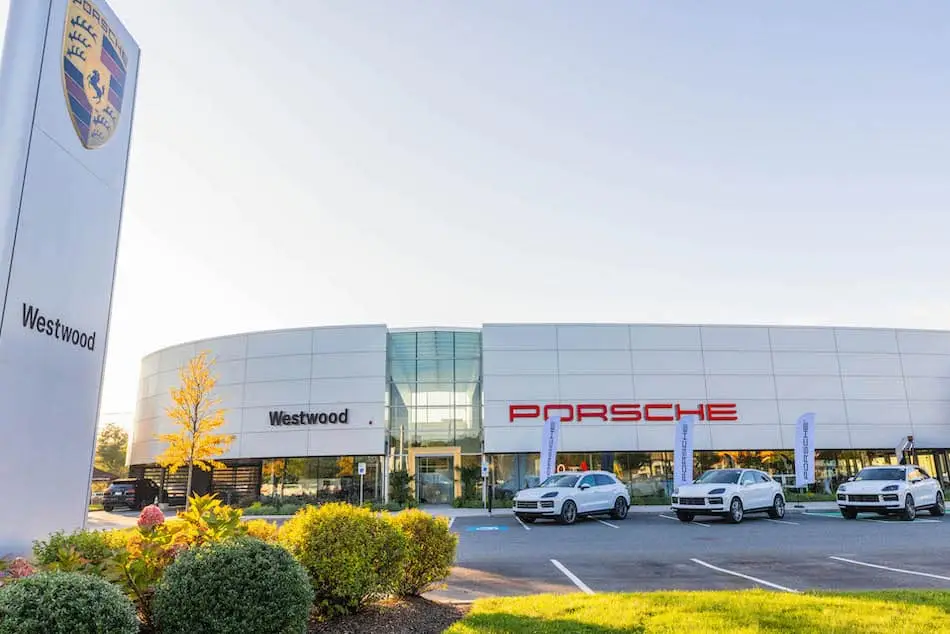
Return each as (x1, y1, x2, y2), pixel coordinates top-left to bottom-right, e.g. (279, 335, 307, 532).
(129, 325, 387, 464)
(129, 322, 950, 467)
(483, 323, 950, 453)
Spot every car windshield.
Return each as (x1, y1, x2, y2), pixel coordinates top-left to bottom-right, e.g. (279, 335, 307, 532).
(855, 468, 905, 482)
(539, 474, 581, 488)
(694, 470, 742, 484)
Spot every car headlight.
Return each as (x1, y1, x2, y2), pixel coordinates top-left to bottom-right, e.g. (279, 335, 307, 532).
(541, 491, 559, 499)
(673, 488, 680, 496)
(838, 486, 847, 493)
(708, 488, 726, 495)
(882, 485, 899, 492)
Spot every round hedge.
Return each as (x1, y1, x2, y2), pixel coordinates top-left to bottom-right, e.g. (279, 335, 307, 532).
(389, 509, 458, 596)
(0, 572, 138, 634)
(279, 502, 407, 617)
(152, 538, 313, 634)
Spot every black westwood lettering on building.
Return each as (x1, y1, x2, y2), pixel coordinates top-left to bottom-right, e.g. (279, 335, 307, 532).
(21, 303, 96, 351)
(269, 409, 349, 426)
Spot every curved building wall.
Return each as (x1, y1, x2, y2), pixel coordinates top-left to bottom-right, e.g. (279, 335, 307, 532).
(129, 325, 388, 466)
(128, 322, 950, 501)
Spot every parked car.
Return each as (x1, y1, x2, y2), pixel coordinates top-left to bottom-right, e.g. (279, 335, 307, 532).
(836, 465, 945, 521)
(102, 478, 160, 512)
(512, 470, 630, 525)
(671, 468, 785, 523)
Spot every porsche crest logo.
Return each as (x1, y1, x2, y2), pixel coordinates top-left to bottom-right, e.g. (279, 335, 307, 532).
(61, 0, 129, 149)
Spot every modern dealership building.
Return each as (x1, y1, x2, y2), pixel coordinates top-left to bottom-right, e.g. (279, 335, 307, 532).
(128, 323, 950, 505)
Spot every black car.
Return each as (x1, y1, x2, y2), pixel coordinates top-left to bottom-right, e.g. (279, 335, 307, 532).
(102, 478, 160, 512)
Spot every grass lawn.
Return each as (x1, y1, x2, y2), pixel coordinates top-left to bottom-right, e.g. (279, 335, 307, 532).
(445, 589, 950, 633)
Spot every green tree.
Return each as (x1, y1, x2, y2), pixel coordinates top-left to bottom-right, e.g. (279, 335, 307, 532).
(94, 422, 128, 477)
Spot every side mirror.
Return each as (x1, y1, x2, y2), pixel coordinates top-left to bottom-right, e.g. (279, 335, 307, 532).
(579, 484, 590, 490)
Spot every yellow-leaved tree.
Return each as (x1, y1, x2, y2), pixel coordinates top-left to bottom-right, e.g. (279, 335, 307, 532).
(155, 350, 234, 510)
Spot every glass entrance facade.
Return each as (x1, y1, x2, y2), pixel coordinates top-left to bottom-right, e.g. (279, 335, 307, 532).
(416, 455, 455, 504)
(386, 329, 483, 503)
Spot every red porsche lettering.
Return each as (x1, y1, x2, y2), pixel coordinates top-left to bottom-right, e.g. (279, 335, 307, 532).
(508, 402, 739, 423)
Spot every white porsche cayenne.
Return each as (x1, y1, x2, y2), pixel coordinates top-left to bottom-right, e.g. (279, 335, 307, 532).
(671, 468, 786, 523)
(512, 470, 631, 525)
(836, 464, 946, 521)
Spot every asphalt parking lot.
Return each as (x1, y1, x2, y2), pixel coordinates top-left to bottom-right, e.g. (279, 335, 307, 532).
(429, 509, 950, 601)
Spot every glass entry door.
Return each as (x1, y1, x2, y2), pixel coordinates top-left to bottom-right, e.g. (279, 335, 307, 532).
(416, 456, 455, 504)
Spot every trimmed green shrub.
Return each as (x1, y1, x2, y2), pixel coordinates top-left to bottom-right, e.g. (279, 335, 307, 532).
(153, 538, 313, 634)
(280, 502, 407, 617)
(31, 529, 118, 576)
(0, 571, 138, 634)
(389, 509, 458, 595)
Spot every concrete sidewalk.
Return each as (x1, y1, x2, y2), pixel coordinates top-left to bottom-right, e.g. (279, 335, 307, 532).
(417, 501, 841, 519)
(88, 500, 842, 527)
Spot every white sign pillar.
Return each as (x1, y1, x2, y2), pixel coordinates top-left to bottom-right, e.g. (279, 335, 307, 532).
(0, 0, 140, 555)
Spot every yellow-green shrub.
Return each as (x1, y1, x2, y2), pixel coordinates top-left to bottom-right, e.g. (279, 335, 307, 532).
(388, 509, 457, 596)
(279, 502, 406, 617)
(244, 519, 279, 542)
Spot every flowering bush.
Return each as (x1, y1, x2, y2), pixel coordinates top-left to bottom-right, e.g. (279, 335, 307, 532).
(137, 504, 165, 530)
(0, 557, 36, 587)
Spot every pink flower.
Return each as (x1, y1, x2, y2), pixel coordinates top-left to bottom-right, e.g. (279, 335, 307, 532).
(138, 504, 165, 530)
(8, 558, 35, 579)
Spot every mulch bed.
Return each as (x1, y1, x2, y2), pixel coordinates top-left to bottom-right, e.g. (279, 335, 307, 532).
(309, 597, 469, 634)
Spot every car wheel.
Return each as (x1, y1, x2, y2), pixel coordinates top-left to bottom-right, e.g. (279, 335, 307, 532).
(901, 494, 916, 521)
(610, 497, 629, 520)
(676, 510, 694, 522)
(103, 505, 113, 512)
(929, 492, 945, 517)
(840, 507, 858, 520)
(559, 500, 578, 525)
(767, 495, 786, 519)
(728, 497, 744, 524)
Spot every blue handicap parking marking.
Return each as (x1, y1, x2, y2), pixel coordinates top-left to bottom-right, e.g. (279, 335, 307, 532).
(466, 525, 509, 532)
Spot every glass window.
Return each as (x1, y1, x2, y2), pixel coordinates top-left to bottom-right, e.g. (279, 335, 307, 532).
(696, 469, 742, 484)
(855, 467, 905, 481)
(594, 474, 614, 486)
(579, 475, 596, 488)
(388, 333, 417, 358)
(756, 472, 771, 483)
(540, 473, 581, 488)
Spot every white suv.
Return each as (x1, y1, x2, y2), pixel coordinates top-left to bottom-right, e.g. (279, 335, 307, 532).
(512, 470, 631, 525)
(671, 468, 786, 523)
(836, 464, 946, 521)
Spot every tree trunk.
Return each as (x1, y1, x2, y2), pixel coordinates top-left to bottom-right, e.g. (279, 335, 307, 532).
(185, 461, 194, 511)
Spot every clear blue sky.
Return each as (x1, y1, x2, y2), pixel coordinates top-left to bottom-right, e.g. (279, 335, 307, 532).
(1, 1, 948, 422)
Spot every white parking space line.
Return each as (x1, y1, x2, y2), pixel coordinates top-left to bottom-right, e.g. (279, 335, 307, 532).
(765, 518, 800, 525)
(550, 559, 595, 595)
(514, 515, 531, 531)
(658, 514, 711, 527)
(447, 517, 455, 530)
(863, 518, 941, 524)
(596, 519, 619, 528)
(690, 558, 800, 594)
(829, 556, 950, 581)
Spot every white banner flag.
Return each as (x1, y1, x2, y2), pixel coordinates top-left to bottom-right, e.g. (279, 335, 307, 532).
(673, 415, 697, 489)
(795, 412, 816, 487)
(539, 415, 562, 482)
